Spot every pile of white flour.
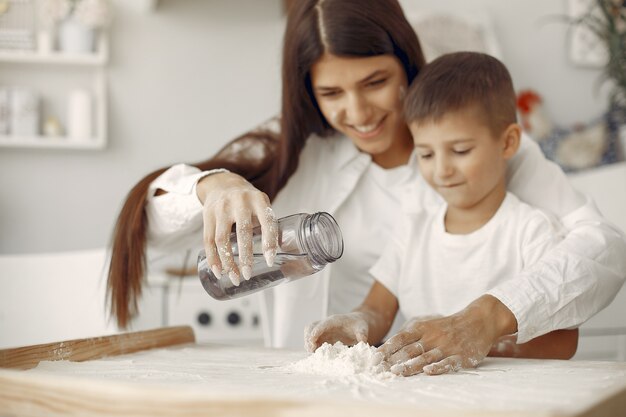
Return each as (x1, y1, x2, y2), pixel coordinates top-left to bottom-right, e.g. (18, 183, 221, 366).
(285, 341, 393, 379)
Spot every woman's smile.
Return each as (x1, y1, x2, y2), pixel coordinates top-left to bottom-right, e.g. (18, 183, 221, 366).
(311, 53, 413, 168)
(348, 115, 386, 139)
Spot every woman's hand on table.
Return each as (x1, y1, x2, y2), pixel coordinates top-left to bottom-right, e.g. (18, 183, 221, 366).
(304, 312, 369, 353)
(196, 172, 279, 286)
(378, 295, 517, 376)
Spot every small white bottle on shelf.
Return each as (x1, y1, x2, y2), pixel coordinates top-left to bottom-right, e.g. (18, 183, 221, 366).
(10, 88, 39, 136)
(67, 89, 92, 140)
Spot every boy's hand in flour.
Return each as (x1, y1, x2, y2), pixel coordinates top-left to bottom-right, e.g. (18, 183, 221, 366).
(304, 312, 369, 353)
(378, 295, 517, 376)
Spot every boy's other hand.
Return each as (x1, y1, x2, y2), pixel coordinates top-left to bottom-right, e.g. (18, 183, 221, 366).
(304, 312, 369, 353)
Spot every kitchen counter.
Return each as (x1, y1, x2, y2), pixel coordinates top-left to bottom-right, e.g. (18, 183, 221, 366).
(0, 326, 625, 417)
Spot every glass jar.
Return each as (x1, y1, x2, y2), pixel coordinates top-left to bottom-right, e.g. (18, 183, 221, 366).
(198, 212, 343, 300)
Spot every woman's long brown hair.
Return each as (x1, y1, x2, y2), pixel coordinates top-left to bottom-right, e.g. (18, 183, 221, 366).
(107, 0, 425, 328)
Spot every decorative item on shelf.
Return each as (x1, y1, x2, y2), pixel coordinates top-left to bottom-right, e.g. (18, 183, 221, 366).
(0, 0, 36, 51)
(39, 0, 111, 54)
(517, 89, 621, 173)
(10, 87, 39, 136)
(567, 0, 626, 157)
(36, 28, 52, 53)
(43, 115, 63, 137)
(0, 87, 9, 134)
(66, 88, 92, 140)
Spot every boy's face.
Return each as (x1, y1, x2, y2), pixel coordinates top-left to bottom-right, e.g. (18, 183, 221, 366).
(410, 105, 515, 211)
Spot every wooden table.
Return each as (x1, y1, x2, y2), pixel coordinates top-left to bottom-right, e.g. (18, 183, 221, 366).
(1, 326, 625, 417)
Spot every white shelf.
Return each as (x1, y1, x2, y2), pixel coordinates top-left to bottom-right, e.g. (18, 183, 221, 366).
(0, 36, 109, 66)
(0, 35, 109, 150)
(0, 135, 105, 150)
(0, 50, 106, 66)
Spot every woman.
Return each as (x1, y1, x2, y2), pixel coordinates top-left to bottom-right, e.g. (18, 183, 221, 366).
(108, 0, 625, 374)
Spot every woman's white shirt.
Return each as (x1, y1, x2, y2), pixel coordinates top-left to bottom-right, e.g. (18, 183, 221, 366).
(145, 132, 626, 348)
(328, 158, 413, 315)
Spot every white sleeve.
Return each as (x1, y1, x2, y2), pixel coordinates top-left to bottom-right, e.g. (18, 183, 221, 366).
(518, 211, 564, 270)
(497, 135, 626, 343)
(145, 163, 228, 251)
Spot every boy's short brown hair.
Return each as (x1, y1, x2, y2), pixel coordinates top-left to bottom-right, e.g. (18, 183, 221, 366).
(404, 52, 517, 136)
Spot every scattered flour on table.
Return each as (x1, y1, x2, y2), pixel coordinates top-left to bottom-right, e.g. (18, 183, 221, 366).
(285, 341, 394, 379)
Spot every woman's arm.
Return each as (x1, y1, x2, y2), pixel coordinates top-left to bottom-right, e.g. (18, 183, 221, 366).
(108, 118, 282, 328)
(496, 135, 626, 343)
(378, 294, 516, 376)
(378, 299, 578, 377)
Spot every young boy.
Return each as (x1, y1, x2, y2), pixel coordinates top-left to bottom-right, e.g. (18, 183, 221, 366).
(305, 52, 577, 375)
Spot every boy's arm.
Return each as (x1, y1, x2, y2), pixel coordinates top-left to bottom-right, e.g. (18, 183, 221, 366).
(489, 329, 579, 360)
(304, 281, 398, 351)
(357, 281, 400, 345)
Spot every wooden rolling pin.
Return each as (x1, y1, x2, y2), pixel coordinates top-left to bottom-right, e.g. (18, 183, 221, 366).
(0, 326, 195, 370)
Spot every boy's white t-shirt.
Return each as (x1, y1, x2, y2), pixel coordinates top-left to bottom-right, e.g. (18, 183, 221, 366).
(370, 192, 563, 320)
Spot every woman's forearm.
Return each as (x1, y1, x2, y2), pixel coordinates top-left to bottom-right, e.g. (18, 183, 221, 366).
(475, 294, 518, 337)
(195, 171, 242, 203)
(488, 219, 626, 344)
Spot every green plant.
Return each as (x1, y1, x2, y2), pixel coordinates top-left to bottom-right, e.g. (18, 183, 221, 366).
(574, 0, 626, 105)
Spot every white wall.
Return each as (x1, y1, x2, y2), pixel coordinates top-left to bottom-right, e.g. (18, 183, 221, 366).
(400, 0, 612, 125)
(0, 0, 284, 254)
(0, 0, 611, 254)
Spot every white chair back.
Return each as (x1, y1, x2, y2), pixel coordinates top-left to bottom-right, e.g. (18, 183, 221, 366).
(0, 248, 118, 349)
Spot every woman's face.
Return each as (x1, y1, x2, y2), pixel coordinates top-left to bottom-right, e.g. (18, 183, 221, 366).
(310, 53, 413, 168)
